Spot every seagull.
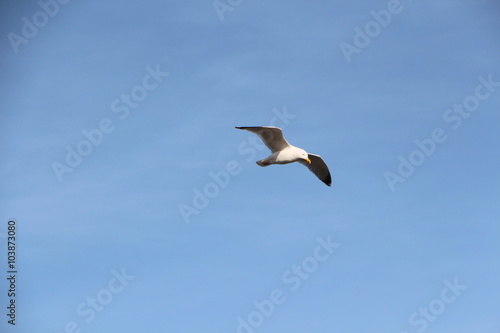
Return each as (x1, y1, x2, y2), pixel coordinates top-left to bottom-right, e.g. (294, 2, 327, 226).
(235, 126, 332, 186)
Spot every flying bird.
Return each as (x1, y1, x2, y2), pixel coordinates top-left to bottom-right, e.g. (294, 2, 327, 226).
(235, 126, 331, 186)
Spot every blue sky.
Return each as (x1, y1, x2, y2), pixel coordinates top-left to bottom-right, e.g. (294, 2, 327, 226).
(1, 1, 500, 332)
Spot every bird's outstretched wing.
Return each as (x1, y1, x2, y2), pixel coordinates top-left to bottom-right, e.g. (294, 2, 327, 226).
(299, 154, 332, 186)
(235, 126, 290, 153)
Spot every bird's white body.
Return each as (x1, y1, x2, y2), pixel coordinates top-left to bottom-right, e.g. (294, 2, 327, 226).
(257, 146, 308, 166)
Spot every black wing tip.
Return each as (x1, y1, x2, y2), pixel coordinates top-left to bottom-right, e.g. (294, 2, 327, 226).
(235, 126, 255, 130)
(235, 126, 281, 130)
(323, 174, 332, 187)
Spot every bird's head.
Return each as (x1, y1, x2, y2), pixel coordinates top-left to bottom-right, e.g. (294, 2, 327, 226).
(298, 149, 311, 164)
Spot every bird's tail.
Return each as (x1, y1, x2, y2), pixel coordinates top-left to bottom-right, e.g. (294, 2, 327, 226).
(256, 159, 270, 167)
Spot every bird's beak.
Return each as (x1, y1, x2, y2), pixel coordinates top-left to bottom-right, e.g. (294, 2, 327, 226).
(306, 158, 311, 164)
